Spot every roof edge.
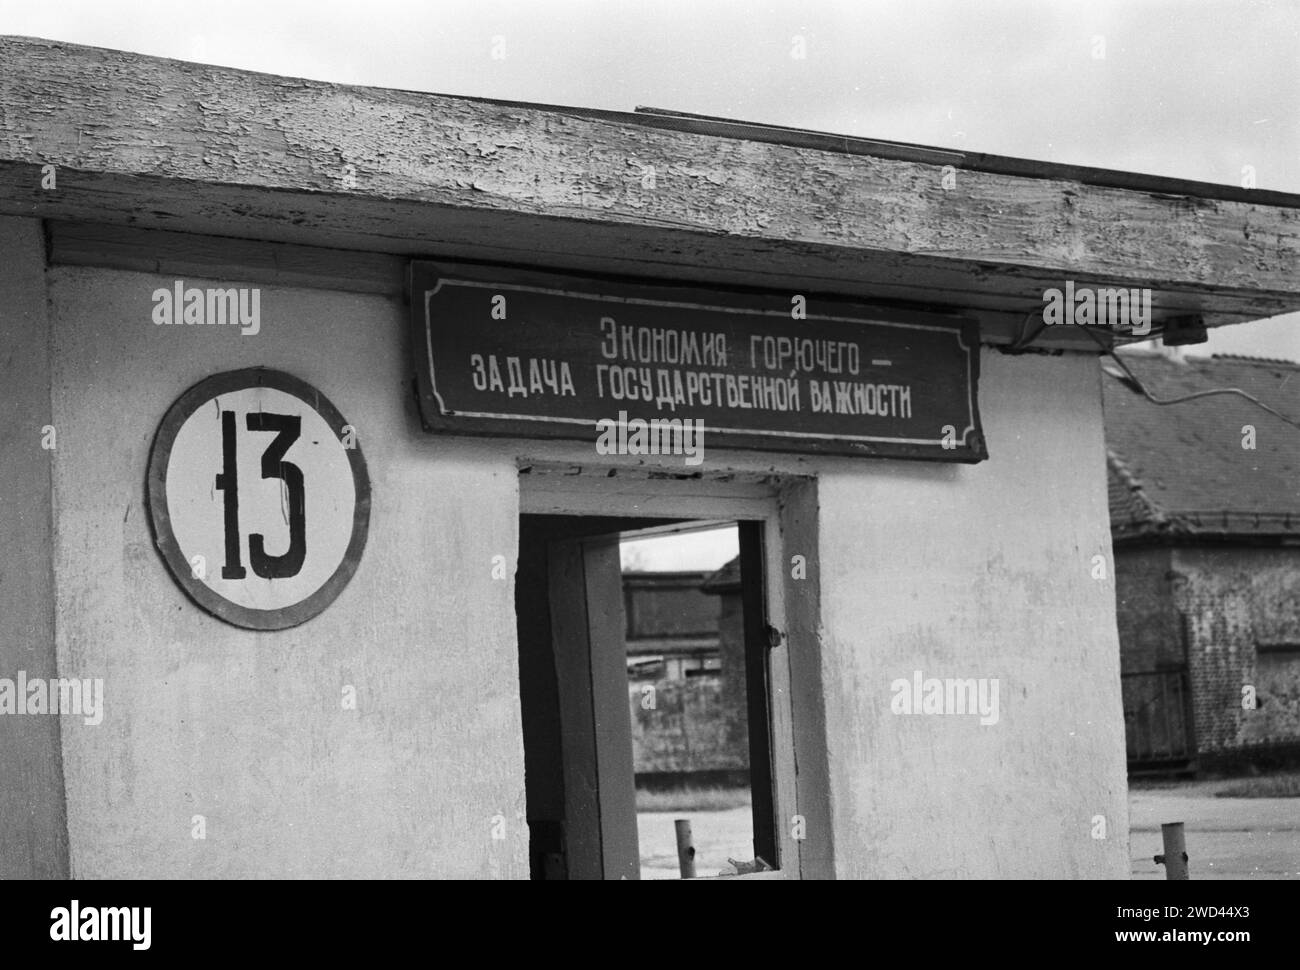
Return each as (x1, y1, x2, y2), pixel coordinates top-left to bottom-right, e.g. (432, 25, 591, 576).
(4, 34, 1298, 209)
(1106, 447, 1169, 530)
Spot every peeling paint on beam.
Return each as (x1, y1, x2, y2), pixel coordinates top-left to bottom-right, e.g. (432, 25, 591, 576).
(16, 169, 1298, 331)
(2, 36, 1298, 320)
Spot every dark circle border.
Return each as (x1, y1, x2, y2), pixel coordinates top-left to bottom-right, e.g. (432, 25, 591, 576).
(145, 368, 371, 631)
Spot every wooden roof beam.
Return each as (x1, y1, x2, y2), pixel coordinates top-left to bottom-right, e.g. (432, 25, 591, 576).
(2, 35, 1297, 344)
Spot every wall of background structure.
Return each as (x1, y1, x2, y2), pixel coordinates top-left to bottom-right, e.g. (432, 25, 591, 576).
(627, 678, 749, 779)
(1114, 549, 1181, 673)
(1173, 546, 1300, 764)
(816, 350, 1130, 878)
(48, 266, 528, 878)
(1113, 548, 1194, 766)
(624, 576, 751, 780)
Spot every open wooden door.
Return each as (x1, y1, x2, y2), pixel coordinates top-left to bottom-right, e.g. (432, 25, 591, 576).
(547, 534, 641, 879)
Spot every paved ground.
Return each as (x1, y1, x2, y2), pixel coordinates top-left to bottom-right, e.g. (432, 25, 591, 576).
(1129, 778, 1300, 879)
(637, 781, 1300, 879)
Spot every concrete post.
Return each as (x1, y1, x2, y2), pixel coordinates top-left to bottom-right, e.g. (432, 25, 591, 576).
(1154, 821, 1189, 880)
(675, 819, 696, 878)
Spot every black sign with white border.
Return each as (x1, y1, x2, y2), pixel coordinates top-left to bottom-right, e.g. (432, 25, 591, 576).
(411, 262, 985, 461)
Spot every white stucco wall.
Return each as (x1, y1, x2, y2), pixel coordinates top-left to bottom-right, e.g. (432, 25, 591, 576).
(817, 350, 1129, 877)
(49, 266, 527, 878)
(0, 217, 69, 877)
(47, 263, 1128, 879)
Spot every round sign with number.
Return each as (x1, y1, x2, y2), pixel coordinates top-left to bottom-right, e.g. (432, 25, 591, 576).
(147, 369, 370, 630)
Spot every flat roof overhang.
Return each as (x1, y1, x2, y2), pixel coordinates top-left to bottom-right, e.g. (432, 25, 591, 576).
(1, 35, 1298, 348)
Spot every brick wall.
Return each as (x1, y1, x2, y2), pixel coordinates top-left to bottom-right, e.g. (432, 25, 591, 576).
(1172, 546, 1300, 762)
(628, 678, 749, 776)
(1114, 548, 1179, 673)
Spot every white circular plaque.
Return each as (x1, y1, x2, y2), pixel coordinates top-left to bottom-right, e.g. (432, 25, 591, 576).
(147, 369, 370, 630)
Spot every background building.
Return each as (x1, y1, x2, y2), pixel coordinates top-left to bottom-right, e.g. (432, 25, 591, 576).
(1107, 350, 1300, 772)
(624, 565, 750, 787)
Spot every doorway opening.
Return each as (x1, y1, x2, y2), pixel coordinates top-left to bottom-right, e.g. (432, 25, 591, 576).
(515, 513, 778, 879)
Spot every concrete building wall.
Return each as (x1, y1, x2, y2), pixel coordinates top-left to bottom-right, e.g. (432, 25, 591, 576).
(47, 265, 528, 878)
(817, 350, 1129, 878)
(0, 217, 70, 878)
(1172, 546, 1300, 763)
(39, 260, 1128, 879)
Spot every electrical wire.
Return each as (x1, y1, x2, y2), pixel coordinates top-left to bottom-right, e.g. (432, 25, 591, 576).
(1082, 326, 1300, 434)
(1007, 309, 1044, 351)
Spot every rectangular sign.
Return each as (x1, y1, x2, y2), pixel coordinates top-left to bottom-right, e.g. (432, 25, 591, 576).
(410, 262, 985, 461)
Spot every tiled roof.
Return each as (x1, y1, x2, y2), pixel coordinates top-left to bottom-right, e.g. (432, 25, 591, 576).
(1104, 351, 1300, 542)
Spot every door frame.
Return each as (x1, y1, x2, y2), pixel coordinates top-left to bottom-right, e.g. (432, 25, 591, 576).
(547, 532, 641, 879)
(518, 464, 831, 880)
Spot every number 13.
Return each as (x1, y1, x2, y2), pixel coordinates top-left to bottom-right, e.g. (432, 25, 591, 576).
(214, 410, 307, 580)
